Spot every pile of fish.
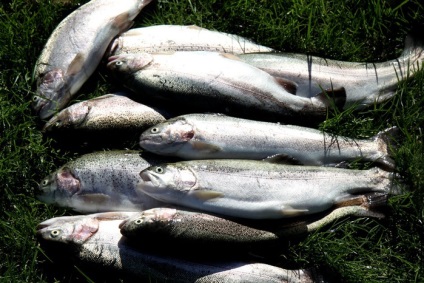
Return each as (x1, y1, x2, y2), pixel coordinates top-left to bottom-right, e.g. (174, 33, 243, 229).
(33, 0, 423, 282)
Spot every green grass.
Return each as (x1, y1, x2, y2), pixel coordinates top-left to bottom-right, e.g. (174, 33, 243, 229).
(1, 0, 423, 282)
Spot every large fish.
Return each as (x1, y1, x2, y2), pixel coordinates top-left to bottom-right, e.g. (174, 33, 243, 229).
(138, 159, 398, 219)
(37, 150, 172, 213)
(108, 24, 275, 56)
(139, 113, 397, 170)
(119, 194, 386, 255)
(238, 33, 424, 109)
(37, 212, 322, 282)
(107, 51, 346, 123)
(32, 0, 152, 120)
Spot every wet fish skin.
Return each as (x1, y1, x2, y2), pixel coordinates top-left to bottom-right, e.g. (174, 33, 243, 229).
(37, 212, 318, 282)
(119, 196, 386, 253)
(139, 113, 397, 170)
(37, 150, 170, 213)
(138, 159, 398, 219)
(42, 93, 166, 132)
(108, 24, 275, 56)
(238, 33, 424, 109)
(32, 0, 152, 120)
(107, 51, 345, 122)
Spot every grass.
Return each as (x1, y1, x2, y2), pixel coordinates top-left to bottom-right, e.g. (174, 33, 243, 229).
(0, 0, 423, 282)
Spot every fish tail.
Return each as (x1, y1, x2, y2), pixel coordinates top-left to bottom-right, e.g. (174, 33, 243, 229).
(397, 25, 424, 78)
(360, 192, 389, 209)
(373, 126, 400, 171)
(400, 25, 424, 59)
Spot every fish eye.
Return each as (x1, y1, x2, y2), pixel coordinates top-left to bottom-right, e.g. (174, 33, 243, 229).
(41, 179, 49, 186)
(115, 61, 123, 66)
(50, 229, 61, 238)
(32, 96, 39, 101)
(134, 218, 143, 225)
(150, 127, 159, 134)
(155, 167, 164, 174)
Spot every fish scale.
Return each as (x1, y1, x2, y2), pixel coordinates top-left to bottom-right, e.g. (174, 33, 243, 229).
(32, 0, 153, 120)
(139, 159, 397, 219)
(37, 150, 171, 213)
(36, 212, 320, 282)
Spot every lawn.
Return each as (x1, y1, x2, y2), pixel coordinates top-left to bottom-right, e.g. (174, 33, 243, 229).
(0, 0, 423, 282)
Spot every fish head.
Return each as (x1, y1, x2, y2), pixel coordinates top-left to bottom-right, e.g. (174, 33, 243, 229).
(138, 163, 197, 203)
(37, 166, 81, 208)
(42, 103, 90, 132)
(119, 208, 177, 237)
(107, 53, 153, 74)
(139, 118, 195, 155)
(32, 68, 69, 120)
(36, 216, 99, 246)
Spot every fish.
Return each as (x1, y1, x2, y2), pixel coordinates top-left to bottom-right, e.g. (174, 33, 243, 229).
(37, 212, 322, 282)
(138, 159, 398, 219)
(139, 113, 398, 171)
(32, 0, 152, 120)
(107, 51, 346, 124)
(42, 93, 167, 147)
(238, 32, 424, 109)
(119, 193, 386, 255)
(107, 24, 275, 56)
(36, 150, 173, 213)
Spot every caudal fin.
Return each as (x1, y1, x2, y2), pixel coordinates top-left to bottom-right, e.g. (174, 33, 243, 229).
(397, 25, 424, 79)
(373, 126, 400, 171)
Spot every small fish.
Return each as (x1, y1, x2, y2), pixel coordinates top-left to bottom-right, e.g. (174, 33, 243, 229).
(43, 93, 166, 132)
(37, 212, 320, 282)
(107, 24, 274, 56)
(37, 150, 172, 213)
(238, 32, 424, 109)
(32, 0, 152, 120)
(139, 113, 398, 170)
(138, 159, 398, 219)
(107, 51, 346, 123)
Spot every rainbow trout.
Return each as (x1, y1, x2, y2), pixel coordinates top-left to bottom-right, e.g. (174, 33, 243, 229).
(37, 150, 171, 213)
(107, 51, 345, 123)
(37, 212, 320, 282)
(138, 159, 398, 219)
(108, 24, 274, 55)
(119, 195, 386, 255)
(239, 33, 424, 109)
(139, 113, 397, 170)
(32, 0, 152, 120)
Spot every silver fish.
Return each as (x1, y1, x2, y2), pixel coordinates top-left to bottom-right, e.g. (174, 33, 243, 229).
(37, 212, 320, 282)
(37, 150, 170, 213)
(139, 113, 397, 170)
(238, 34, 424, 109)
(108, 24, 275, 56)
(42, 93, 166, 133)
(32, 0, 152, 120)
(119, 193, 386, 254)
(107, 51, 346, 122)
(138, 159, 398, 219)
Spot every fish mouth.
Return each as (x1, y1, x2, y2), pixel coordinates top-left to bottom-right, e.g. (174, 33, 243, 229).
(139, 170, 157, 185)
(118, 219, 128, 229)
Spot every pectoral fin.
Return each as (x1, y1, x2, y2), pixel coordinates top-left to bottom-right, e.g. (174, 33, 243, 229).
(77, 193, 111, 204)
(190, 190, 224, 201)
(274, 77, 298, 95)
(315, 87, 346, 110)
(191, 141, 222, 153)
(113, 12, 134, 33)
(263, 154, 303, 165)
(281, 206, 309, 216)
(66, 53, 85, 76)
